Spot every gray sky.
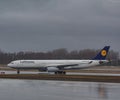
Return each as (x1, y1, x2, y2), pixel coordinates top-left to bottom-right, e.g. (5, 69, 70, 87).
(0, 0, 120, 52)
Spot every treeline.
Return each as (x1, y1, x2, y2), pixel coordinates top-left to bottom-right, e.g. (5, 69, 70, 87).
(0, 48, 119, 65)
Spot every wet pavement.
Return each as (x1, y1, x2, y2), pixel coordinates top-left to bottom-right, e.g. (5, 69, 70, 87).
(0, 79, 120, 100)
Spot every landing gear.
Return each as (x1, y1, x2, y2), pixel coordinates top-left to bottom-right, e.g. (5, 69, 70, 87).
(17, 70, 20, 74)
(55, 71, 66, 75)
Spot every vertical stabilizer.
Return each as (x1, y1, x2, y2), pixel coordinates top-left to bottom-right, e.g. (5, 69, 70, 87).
(93, 46, 110, 60)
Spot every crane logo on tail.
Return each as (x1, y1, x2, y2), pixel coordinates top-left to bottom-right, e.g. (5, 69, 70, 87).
(101, 50, 107, 56)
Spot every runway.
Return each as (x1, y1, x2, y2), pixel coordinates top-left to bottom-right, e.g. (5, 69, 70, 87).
(1, 70, 120, 76)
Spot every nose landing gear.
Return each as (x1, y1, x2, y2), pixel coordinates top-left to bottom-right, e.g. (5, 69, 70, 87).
(17, 70, 20, 74)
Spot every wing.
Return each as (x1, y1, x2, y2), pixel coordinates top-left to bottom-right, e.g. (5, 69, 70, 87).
(46, 63, 79, 70)
(45, 61, 93, 70)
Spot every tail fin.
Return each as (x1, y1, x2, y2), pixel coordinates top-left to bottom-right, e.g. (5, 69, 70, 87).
(93, 46, 110, 60)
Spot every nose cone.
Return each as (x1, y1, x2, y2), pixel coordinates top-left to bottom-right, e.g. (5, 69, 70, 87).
(7, 63, 12, 67)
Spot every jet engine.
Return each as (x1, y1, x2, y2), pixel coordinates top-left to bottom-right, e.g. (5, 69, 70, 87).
(47, 67, 59, 72)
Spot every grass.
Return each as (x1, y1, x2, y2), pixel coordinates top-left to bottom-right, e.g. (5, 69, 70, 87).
(0, 74, 120, 83)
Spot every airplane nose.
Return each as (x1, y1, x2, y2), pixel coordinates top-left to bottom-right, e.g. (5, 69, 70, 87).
(7, 63, 12, 67)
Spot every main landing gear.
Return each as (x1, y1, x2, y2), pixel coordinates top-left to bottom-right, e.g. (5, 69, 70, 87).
(55, 71, 66, 75)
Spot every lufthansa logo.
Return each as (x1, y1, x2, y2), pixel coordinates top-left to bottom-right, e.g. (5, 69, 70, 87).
(101, 50, 107, 56)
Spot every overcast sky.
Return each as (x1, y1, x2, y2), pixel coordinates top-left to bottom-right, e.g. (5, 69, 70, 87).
(0, 0, 120, 53)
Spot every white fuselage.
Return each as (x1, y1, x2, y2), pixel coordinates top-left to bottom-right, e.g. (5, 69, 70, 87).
(7, 60, 108, 72)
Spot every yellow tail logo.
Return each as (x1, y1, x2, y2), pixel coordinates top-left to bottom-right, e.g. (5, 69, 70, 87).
(101, 50, 107, 56)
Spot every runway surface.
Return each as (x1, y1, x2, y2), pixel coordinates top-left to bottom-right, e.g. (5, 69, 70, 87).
(0, 79, 120, 100)
(1, 70, 120, 76)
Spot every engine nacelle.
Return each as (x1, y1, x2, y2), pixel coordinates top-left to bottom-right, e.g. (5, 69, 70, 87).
(47, 67, 59, 72)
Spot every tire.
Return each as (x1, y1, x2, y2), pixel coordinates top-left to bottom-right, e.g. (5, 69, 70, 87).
(55, 72, 58, 74)
(63, 71, 66, 75)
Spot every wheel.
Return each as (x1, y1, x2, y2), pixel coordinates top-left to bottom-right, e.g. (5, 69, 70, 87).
(55, 71, 66, 75)
(55, 71, 61, 74)
(63, 71, 66, 75)
(17, 70, 20, 74)
(55, 72, 58, 74)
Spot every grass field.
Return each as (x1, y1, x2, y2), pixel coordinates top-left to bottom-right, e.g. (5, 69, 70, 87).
(0, 73, 120, 83)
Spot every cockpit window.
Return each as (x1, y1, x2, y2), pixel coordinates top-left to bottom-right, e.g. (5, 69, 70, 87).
(11, 62, 14, 64)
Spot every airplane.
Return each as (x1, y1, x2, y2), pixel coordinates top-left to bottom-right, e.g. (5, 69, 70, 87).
(7, 46, 110, 74)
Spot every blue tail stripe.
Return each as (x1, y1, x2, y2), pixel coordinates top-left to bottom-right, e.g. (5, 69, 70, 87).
(93, 46, 110, 60)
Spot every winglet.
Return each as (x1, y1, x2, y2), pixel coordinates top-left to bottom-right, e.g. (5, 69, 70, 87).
(93, 46, 110, 60)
